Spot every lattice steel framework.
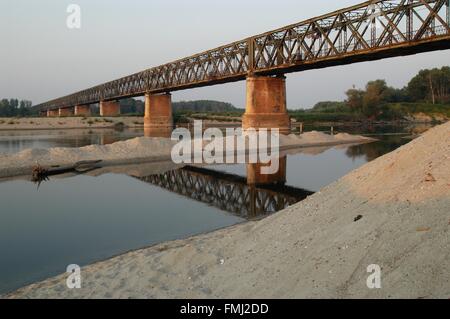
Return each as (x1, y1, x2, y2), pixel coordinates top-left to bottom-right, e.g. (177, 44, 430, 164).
(136, 166, 313, 219)
(37, 0, 450, 111)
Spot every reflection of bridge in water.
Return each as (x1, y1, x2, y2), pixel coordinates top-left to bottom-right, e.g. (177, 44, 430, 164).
(135, 163, 313, 219)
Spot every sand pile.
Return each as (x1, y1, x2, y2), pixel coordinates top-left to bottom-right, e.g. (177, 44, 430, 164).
(0, 138, 177, 178)
(344, 123, 450, 203)
(279, 131, 373, 148)
(0, 131, 373, 179)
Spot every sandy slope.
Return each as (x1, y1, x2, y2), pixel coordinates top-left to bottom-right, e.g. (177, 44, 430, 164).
(4, 122, 450, 299)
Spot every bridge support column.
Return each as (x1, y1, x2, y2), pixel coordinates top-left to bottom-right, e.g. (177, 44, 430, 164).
(74, 105, 91, 117)
(247, 156, 287, 186)
(47, 109, 59, 117)
(59, 107, 74, 117)
(100, 101, 121, 117)
(144, 93, 173, 131)
(243, 75, 291, 134)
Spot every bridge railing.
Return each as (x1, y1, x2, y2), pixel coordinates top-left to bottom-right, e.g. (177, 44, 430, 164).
(36, 0, 450, 111)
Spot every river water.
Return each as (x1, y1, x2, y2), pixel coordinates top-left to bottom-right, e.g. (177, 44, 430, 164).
(0, 124, 429, 294)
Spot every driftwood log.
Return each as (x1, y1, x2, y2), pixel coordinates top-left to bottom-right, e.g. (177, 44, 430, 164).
(31, 160, 103, 182)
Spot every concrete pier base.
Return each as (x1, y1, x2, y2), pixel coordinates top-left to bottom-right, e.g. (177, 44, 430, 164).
(59, 107, 74, 117)
(100, 101, 121, 117)
(246, 156, 287, 186)
(242, 76, 291, 134)
(144, 127, 172, 138)
(47, 109, 59, 117)
(74, 105, 91, 117)
(144, 93, 173, 130)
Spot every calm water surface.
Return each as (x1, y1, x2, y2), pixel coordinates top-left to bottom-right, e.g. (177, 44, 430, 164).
(0, 128, 143, 155)
(0, 124, 423, 294)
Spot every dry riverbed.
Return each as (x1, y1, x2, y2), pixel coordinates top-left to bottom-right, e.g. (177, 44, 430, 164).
(3, 122, 450, 299)
(0, 116, 144, 131)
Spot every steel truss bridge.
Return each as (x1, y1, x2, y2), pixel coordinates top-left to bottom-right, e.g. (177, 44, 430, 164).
(36, 0, 450, 111)
(135, 166, 313, 219)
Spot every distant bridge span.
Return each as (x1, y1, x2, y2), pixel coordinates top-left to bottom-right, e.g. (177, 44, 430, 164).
(37, 0, 450, 131)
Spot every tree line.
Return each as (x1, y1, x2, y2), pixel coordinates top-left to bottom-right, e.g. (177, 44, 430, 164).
(117, 99, 240, 114)
(172, 100, 238, 113)
(0, 98, 239, 117)
(344, 66, 450, 117)
(0, 99, 34, 117)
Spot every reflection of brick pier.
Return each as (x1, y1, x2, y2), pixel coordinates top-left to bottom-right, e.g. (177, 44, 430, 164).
(247, 156, 287, 186)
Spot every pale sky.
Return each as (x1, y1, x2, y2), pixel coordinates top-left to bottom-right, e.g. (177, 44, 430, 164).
(1, 0, 449, 109)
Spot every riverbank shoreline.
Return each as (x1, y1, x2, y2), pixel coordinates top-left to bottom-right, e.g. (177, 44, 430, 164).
(0, 115, 445, 131)
(0, 116, 144, 131)
(3, 121, 449, 299)
(0, 131, 375, 179)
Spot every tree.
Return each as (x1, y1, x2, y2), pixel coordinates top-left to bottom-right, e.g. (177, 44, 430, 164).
(0, 99, 34, 117)
(430, 66, 450, 104)
(407, 67, 450, 104)
(362, 80, 389, 116)
(119, 98, 144, 114)
(345, 87, 365, 112)
(384, 87, 409, 103)
(0, 99, 14, 116)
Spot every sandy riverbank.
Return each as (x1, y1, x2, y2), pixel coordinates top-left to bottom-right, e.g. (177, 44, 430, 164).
(4, 121, 449, 299)
(0, 131, 375, 179)
(0, 116, 144, 131)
